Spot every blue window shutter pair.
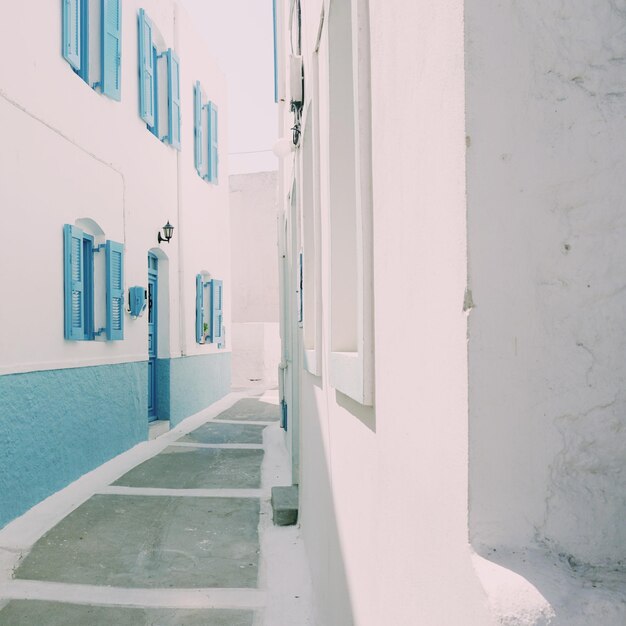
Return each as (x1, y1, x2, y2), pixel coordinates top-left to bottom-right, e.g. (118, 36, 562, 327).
(194, 82, 204, 175)
(167, 50, 181, 149)
(64, 226, 124, 341)
(63, 0, 81, 70)
(102, 0, 122, 100)
(195, 274, 204, 343)
(138, 9, 155, 126)
(106, 240, 124, 340)
(63, 224, 86, 340)
(211, 279, 224, 348)
(207, 102, 219, 183)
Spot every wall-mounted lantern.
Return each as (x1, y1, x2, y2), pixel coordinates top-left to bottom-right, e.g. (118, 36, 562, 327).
(158, 221, 174, 244)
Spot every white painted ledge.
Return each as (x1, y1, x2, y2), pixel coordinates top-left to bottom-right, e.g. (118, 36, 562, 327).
(330, 351, 373, 406)
(303, 349, 320, 376)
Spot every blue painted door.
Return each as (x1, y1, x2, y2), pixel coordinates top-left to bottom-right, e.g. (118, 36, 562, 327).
(148, 254, 158, 421)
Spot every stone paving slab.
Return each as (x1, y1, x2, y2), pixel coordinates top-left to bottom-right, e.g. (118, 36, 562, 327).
(178, 423, 265, 445)
(14, 495, 260, 588)
(215, 399, 280, 422)
(0, 601, 255, 626)
(113, 447, 264, 489)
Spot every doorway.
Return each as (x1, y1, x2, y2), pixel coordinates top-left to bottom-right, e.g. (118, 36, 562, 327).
(148, 252, 158, 421)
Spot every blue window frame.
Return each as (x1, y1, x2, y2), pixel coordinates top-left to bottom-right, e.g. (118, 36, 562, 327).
(210, 279, 224, 348)
(207, 102, 219, 183)
(139, 9, 180, 148)
(63, 224, 94, 341)
(195, 274, 205, 344)
(195, 276, 224, 348)
(194, 82, 205, 175)
(194, 83, 219, 183)
(106, 240, 125, 340)
(62, 0, 82, 71)
(138, 8, 155, 126)
(166, 50, 181, 149)
(62, 0, 122, 100)
(63, 225, 125, 342)
(102, 0, 123, 100)
(148, 44, 160, 138)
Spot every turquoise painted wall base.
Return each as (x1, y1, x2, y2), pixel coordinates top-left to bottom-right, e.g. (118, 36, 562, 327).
(0, 352, 231, 530)
(160, 352, 231, 427)
(0, 362, 148, 529)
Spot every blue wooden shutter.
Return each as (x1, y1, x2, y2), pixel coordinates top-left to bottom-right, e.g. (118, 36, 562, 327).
(63, 224, 85, 340)
(62, 0, 81, 70)
(211, 279, 223, 348)
(207, 102, 218, 183)
(195, 274, 203, 343)
(167, 50, 181, 149)
(102, 0, 122, 101)
(138, 9, 155, 126)
(194, 82, 204, 175)
(106, 240, 124, 340)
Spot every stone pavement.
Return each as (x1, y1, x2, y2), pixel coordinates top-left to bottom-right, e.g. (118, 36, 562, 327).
(0, 390, 313, 625)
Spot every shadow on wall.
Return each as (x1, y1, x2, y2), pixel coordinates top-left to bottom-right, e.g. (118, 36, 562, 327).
(299, 377, 359, 625)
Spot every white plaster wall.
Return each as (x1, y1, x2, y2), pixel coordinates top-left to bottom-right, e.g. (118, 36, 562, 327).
(230, 322, 280, 387)
(277, 0, 492, 624)
(0, 0, 229, 375)
(229, 171, 280, 386)
(467, 0, 626, 568)
(230, 171, 279, 323)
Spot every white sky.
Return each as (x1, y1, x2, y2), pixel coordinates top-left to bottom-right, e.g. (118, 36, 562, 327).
(178, 0, 278, 175)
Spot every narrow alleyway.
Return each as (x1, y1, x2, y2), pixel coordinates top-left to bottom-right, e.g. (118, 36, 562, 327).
(0, 391, 313, 625)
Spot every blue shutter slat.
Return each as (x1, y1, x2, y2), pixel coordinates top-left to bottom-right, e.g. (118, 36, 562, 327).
(195, 274, 203, 343)
(207, 102, 219, 183)
(106, 240, 124, 340)
(167, 50, 181, 149)
(211, 279, 223, 347)
(102, 0, 122, 101)
(64, 224, 85, 340)
(63, 0, 81, 70)
(138, 9, 155, 126)
(194, 82, 204, 175)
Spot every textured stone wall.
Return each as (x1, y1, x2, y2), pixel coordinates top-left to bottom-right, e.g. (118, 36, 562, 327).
(0, 362, 148, 528)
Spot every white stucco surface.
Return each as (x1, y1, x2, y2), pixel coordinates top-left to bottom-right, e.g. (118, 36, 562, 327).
(230, 171, 280, 387)
(276, 0, 492, 623)
(467, 0, 626, 570)
(276, 0, 626, 624)
(0, 0, 230, 375)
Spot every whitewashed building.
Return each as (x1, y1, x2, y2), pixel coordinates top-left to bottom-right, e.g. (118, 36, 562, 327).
(230, 171, 281, 389)
(274, 0, 626, 624)
(0, 0, 230, 529)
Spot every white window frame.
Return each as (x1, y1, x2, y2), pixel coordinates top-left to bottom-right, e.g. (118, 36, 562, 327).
(324, 0, 374, 405)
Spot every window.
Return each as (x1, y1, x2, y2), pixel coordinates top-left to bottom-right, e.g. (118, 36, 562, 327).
(62, 0, 122, 101)
(194, 82, 219, 183)
(138, 9, 181, 148)
(63, 224, 94, 341)
(63, 224, 125, 341)
(325, 0, 374, 405)
(195, 275, 224, 348)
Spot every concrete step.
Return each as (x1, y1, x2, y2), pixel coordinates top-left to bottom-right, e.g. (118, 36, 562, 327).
(271, 486, 299, 526)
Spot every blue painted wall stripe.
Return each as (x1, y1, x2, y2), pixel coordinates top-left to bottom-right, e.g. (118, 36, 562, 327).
(0, 362, 148, 529)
